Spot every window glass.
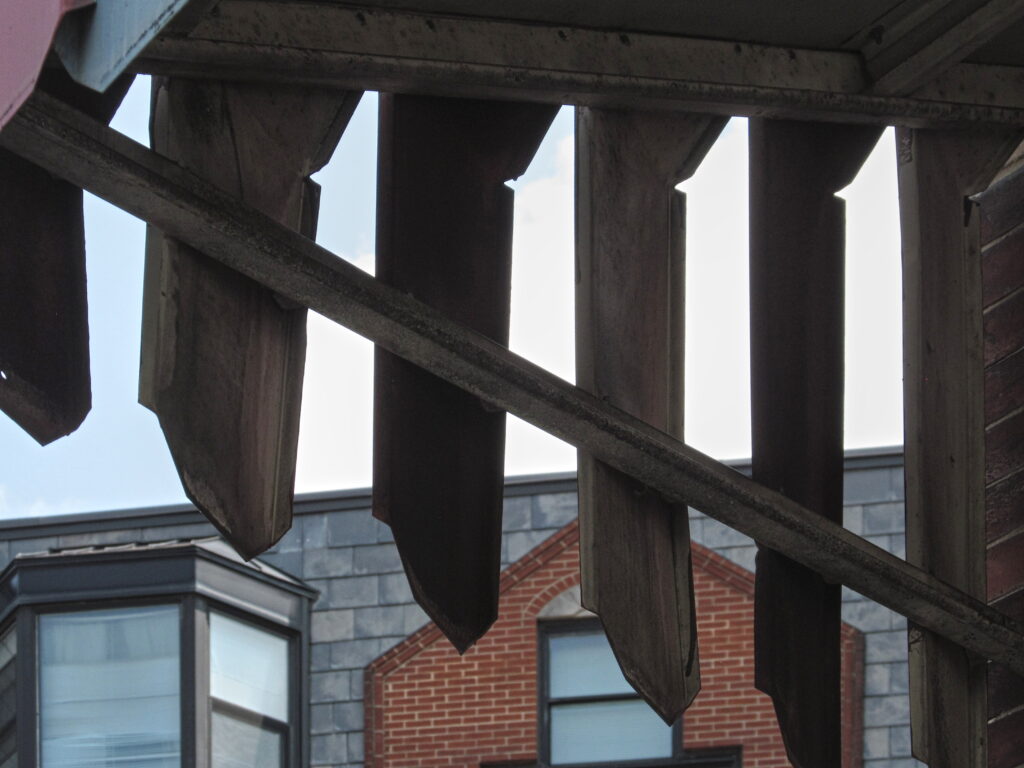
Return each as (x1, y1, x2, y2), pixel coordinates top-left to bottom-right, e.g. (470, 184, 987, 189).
(209, 613, 289, 722)
(39, 605, 180, 768)
(210, 711, 282, 768)
(544, 625, 676, 765)
(550, 700, 673, 764)
(0, 628, 16, 768)
(548, 632, 632, 697)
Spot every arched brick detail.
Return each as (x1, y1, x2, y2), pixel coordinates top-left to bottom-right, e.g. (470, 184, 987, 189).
(525, 572, 580, 618)
(366, 520, 863, 768)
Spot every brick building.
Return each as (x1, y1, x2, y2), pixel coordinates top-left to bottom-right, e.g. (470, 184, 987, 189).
(0, 448, 916, 767)
(364, 519, 864, 768)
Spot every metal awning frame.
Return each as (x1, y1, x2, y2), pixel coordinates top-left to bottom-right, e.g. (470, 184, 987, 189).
(132, 0, 1024, 127)
(3, 90, 1022, 678)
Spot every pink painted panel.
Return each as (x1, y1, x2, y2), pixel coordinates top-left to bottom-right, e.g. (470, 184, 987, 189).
(0, 0, 93, 128)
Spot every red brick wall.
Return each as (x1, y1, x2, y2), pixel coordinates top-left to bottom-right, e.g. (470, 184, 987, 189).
(366, 522, 863, 768)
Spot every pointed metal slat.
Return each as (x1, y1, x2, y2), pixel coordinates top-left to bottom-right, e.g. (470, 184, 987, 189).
(141, 78, 360, 559)
(373, 94, 557, 651)
(896, 125, 1023, 768)
(748, 118, 882, 768)
(0, 69, 132, 444)
(6, 93, 1024, 679)
(575, 107, 725, 723)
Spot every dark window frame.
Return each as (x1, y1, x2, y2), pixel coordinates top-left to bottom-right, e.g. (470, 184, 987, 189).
(0, 623, 16, 768)
(33, 598, 186, 768)
(0, 543, 315, 768)
(537, 618, 740, 768)
(207, 606, 296, 768)
(210, 697, 290, 768)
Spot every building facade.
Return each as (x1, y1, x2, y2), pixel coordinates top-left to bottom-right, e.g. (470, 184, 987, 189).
(0, 448, 915, 767)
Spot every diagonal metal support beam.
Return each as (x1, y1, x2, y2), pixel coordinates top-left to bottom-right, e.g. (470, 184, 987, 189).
(748, 119, 883, 768)
(373, 94, 558, 652)
(897, 125, 1023, 767)
(140, 79, 361, 559)
(575, 108, 725, 723)
(861, 0, 1024, 96)
(3, 91, 1024, 679)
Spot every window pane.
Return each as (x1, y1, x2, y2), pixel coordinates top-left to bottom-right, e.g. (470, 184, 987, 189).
(39, 605, 180, 768)
(550, 700, 673, 764)
(210, 613, 289, 721)
(0, 627, 16, 768)
(211, 711, 282, 768)
(548, 631, 632, 697)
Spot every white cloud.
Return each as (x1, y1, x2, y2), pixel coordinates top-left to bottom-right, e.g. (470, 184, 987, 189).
(291, 114, 904, 494)
(841, 129, 904, 450)
(0, 484, 82, 520)
(679, 118, 753, 460)
(506, 132, 577, 476)
(296, 119, 581, 490)
(295, 254, 376, 493)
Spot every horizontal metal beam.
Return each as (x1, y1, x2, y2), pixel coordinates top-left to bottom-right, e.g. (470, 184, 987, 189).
(134, 0, 1024, 127)
(4, 91, 1024, 677)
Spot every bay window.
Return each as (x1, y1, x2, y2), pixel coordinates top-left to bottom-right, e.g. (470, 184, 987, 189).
(209, 612, 291, 768)
(0, 538, 313, 768)
(39, 605, 181, 768)
(0, 628, 16, 768)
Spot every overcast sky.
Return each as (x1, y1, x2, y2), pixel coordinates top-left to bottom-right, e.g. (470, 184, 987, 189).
(0, 78, 904, 517)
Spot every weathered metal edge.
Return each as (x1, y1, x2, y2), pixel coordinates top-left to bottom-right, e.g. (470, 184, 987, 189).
(131, 1, 1024, 127)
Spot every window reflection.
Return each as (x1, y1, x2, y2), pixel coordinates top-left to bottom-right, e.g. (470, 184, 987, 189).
(39, 605, 181, 768)
(211, 710, 283, 768)
(0, 628, 16, 768)
(210, 613, 289, 721)
(209, 613, 289, 768)
(543, 624, 674, 765)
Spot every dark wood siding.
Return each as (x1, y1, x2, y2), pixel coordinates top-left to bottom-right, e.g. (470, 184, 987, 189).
(978, 163, 1024, 764)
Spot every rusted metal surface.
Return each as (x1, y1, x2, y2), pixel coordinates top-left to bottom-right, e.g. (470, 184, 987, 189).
(748, 118, 882, 768)
(136, 1, 1024, 128)
(0, 69, 131, 445)
(981, 225, 1024, 306)
(983, 287, 1024, 364)
(987, 531, 1024, 602)
(141, 78, 360, 559)
(374, 94, 556, 651)
(6, 93, 1024, 679)
(575, 107, 725, 722)
(985, 348, 1024, 426)
(980, 161, 1024, 241)
(988, 707, 1024, 768)
(976, 164, 1024, 766)
(0, 0, 92, 128)
(986, 467, 1024, 542)
(897, 125, 1022, 768)
(986, 411, 1024, 485)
